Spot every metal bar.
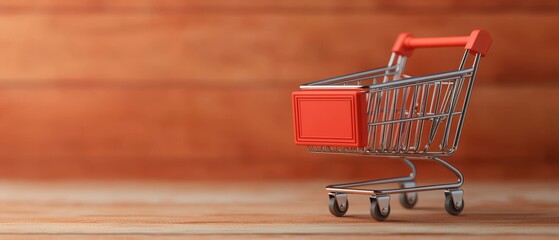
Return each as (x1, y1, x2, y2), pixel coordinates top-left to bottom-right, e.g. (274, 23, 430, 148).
(439, 81, 453, 114)
(403, 86, 419, 151)
(325, 157, 463, 196)
(424, 81, 444, 151)
(438, 52, 469, 149)
(414, 84, 429, 152)
(451, 53, 481, 151)
(386, 55, 407, 151)
(395, 56, 408, 81)
(332, 73, 397, 86)
(326, 158, 415, 188)
(367, 68, 473, 91)
(375, 156, 463, 194)
(439, 50, 469, 115)
(367, 53, 397, 149)
(440, 50, 471, 149)
(309, 148, 454, 157)
(386, 87, 399, 150)
(377, 54, 401, 151)
(458, 50, 470, 70)
(382, 53, 397, 84)
(369, 91, 381, 151)
(369, 112, 462, 126)
(367, 75, 466, 93)
(439, 78, 460, 150)
(428, 82, 438, 115)
(438, 50, 469, 115)
(302, 66, 398, 86)
(380, 89, 391, 151)
(299, 85, 369, 90)
(395, 86, 410, 151)
(303, 72, 469, 90)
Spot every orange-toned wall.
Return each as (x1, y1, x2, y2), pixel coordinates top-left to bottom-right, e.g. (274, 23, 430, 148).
(0, 0, 557, 180)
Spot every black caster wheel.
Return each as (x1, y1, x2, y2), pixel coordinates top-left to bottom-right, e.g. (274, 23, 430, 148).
(444, 191, 464, 216)
(370, 197, 391, 221)
(329, 195, 348, 217)
(399, 192, 418, 209)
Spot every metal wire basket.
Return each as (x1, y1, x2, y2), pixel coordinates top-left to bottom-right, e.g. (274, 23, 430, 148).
(292, 30, 492, 221)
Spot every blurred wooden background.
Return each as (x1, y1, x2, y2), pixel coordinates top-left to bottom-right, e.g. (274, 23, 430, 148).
(0, 0, 557, 180)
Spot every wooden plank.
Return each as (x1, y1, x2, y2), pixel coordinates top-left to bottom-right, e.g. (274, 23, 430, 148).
(0, 6, 555, 85)
(0, 180, 555, 239)
(0, 86, 556, 179)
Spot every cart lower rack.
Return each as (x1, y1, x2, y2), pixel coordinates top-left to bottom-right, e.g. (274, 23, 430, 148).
(292, 30, 492, 221)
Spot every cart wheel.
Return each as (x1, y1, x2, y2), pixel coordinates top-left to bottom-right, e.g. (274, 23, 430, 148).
(370, 198, 390, 221)
(399, 192, 418, 209)
(329, 195, 348, 217)
(444, 192, 464, 216)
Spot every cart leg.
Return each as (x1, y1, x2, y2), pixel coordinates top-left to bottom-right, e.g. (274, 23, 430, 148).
(325, 156, 464, 219)
(364, 157, 463, 195)
(325, 157, 463, 196)
(326, 158, 416, 192)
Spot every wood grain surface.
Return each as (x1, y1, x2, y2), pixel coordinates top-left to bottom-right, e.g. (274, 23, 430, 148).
(0, 0, 556, 180)
(0, 180, 556, 239)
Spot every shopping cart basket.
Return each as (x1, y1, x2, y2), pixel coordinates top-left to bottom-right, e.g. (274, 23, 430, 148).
(292, 30, 492, 221)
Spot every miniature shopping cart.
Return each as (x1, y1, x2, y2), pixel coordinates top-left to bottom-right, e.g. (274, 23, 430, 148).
(292, 30, 492, 221)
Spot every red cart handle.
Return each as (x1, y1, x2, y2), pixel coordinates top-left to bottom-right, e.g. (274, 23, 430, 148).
(392, 29, 492, 57)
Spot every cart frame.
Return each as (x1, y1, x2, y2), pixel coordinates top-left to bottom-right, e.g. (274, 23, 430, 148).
(294, 30, 492, 221)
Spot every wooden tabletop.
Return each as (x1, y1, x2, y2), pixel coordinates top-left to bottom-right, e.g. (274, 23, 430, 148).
(0, 180, 556, 239)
